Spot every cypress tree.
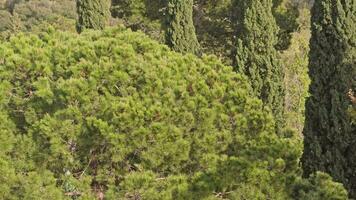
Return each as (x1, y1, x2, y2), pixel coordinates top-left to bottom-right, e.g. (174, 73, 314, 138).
(301, 0, 356, 197)
(234, 0, 285, 130)
(165, 0, 201, 55)
(76, 0, 110, 33)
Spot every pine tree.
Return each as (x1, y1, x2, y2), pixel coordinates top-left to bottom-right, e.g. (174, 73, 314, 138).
(0, 27, 303, 199)
(76, 0, 110, 33)
(234, 0, 285, 130)
(165, 0, 201, 55)
(301, 0, 356, 197)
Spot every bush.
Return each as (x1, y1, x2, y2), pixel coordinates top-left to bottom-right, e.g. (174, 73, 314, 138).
(0, 27, 345, 199)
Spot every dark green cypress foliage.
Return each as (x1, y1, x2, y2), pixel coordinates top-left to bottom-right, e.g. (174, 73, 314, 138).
(76, 0, 110, 33)
(301, 0, 356, 197)
(165, 0, 201, 55)
(234, 0, 285, 130)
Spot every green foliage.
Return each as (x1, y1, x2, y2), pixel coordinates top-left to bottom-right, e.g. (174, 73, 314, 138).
(194, 0, 305, 64)
(292, 172, 348, 200)
(282, 7, 311, 134)
(0, 0, 77, 39)
(0, 1, 350, 199)
(0, 109, 65, 199)
(76, 0, 110, 33)
(301, 0, 356, 197)
(106, 171, 189, 199)
(193, 0, 235, 64)
(0, 27, 310, 199)
(272, 0, 300, 50)
(110, 0, 234, 60)
(234, 0, 285, 131)
(351, 110, 356, 124)
(109, 0, 303, 64)
(348, 90, 356, 124)
(0, 9, 15, 39)
(165, 0, 201, 55)
(0, 9, 12, 31)
(111, 0, 165, 42)
(0, 110, 17, 198)
(18, 0, 76, 30)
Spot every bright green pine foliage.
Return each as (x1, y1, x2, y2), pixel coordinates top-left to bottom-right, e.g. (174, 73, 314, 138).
(0, 27, 304, 199)
(301, 0, 356, 197)
(0, 101, 65, 199)
(165, 0, 201, 55)
(76, 0, 110, 33)
(234, 0, 285, 131)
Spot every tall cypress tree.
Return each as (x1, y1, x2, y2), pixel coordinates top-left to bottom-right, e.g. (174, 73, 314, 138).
(165, 0, 201, 55)
(76, 0, 110, 33)
(234, 0, 285, 130)
(301, 0, 356, 197)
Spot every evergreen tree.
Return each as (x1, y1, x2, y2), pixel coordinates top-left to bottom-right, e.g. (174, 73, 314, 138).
(165, 0, 201, 55)
(0, 27, 303, 199)
(76, 0, 110, 33)
(234, 0, 285, 130)
(301, 0, 356, 197)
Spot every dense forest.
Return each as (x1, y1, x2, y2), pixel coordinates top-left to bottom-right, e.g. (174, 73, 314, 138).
(0, 0, 355, 199)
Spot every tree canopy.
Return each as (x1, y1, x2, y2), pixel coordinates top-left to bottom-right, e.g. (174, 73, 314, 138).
(0, 26, 346, 199)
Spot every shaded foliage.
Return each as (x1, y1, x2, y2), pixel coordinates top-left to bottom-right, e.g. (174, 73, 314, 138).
(111, 0, 165, 42)
(110, 0, 302, 64)
(292, 172, 348, 200)
(282, 7, 311, 134)
(301, 0, 356, 197)
(0, 0, 77, 39)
